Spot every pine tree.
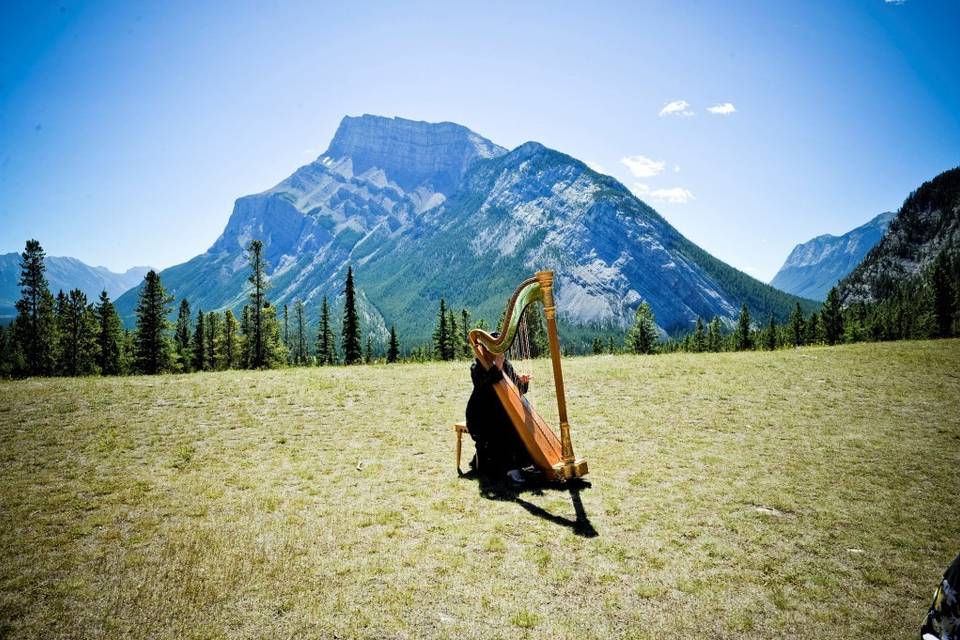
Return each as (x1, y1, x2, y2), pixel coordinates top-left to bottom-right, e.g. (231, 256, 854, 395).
(134, 270, 173, 374)
(607, 335, 616, 354)
(283, 303, 290, 362)
(931, 250, 955, 338)
(223, 309, 240, 369)
(734, 304, 752, 351)
(247, 240, 269, 368)
(0, 325, 12, 378)
(240, 305, 252, 368)
(192, 309, 207, 371)
(342, 266, 362, 365)
(262, 302, 287, 367)
(364, 336, 373, 364)
(460, 308, 471, 358)
(822, 287, 844, 345)
(707, 316, 723, 352)
(206, 310, 221, 370)
(591, 336, 604, 354)
(174, 299, 192, 372)
(57, 289, 98, 376)
(316, 296, 335, 365)
(387, 325, 400, 363)
(764, 314, 777, 351)
(692, 317, 706, 352)
(806, 311, 821, 344)
(446, 308, 459, 359)
(434, 298, 451, 360)
(527, 306, 549, 358)
(626, 302, 658, 354)
(294, 299, 307, 365)
(14, 239, 57, 376)
(789, 302, 805, 347)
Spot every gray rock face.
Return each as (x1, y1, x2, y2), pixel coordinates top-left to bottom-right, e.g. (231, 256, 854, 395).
(326, 115, 507, 195)
(840, 167, 960, 304)
(770, 212, 895, 300)
(114, 114, 809, 348)
(0, 254, 150, 320)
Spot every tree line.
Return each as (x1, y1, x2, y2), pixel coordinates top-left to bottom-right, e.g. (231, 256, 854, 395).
(617, 247, 960, 355)
(0, 239, 404, 378)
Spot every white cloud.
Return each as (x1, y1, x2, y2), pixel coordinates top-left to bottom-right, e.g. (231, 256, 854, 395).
(884, 0, 906, 4)
(620, 155, 665, 178)
(630, 183, 695, 204)
(706, 102, 736, 115)
(673, 164, 681, 173)
(658, 100, 694, 117)
(586, 161, 607, 174)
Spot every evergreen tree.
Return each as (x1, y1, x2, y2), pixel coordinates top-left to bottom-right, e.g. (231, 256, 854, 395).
(174, 299, 192, 372)
(14, 239, 57, 376)
(240, 305, 252, 368)
(822, 287, 844, 345)
(57, 289, 98, 375)
(294, 299, 307, 365)
(707, 316, 723, 352)
(95, 291, 122, 375)
(434, 298, 451, 360)
(931, 250, 955, 338)
(341, 266, 362, 365)
(192, 309, 207, 371)
(364, 336, 373, 364)
(446, 308, 459, 359)
(387, 324, 400, 363)
(0, 325, 12, 378)
(626, 302, 658, 354)
(692, 317, 706, 353)
(734, 304, 752, 351)
(134, 270, 173, 374)
(764, 314, 777, 351)
(223, 309, 240, 369)
(591, 336, 604, 354)
(806, 311, 821, 344)
(262, 302, 287, 367)
(283, 303, 290, 362)
(607, 335, 616, 354)
(789, 302, 805, 347)
(461, 308, 471, 358)
(206, 310, 221, 369)
(526, 306, 549, 358)
(316, 296, 336, 365)
(247, 240, 269, 368)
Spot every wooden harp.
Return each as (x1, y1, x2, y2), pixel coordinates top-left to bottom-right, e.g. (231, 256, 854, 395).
(468, 271, 588, 481)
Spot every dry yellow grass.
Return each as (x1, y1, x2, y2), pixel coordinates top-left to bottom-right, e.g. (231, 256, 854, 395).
(1, 340, 958, 639)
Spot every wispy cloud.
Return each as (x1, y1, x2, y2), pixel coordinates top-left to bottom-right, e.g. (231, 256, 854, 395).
(630, 183, 695, 204)
(706, 102, 737, 115)
(884, 0, 906, 4)
(658, 100, 694, 117)
(620, 155, 665, 178)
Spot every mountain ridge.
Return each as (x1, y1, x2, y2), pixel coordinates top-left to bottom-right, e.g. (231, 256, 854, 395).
(770, 211, 895, 300)
(114, 114, 815, 348)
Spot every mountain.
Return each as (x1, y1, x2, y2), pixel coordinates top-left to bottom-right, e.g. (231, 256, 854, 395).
(0, 254, 150, 321)
(770, 212, 895, 300)
(115, 114, 814, 348)
(841, 167, 960, 304)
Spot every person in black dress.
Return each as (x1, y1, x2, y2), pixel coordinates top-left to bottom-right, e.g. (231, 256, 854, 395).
(465, 337, 534, 483)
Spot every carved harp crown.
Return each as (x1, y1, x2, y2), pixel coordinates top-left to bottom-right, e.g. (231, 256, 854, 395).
(468, 271, 588, 481)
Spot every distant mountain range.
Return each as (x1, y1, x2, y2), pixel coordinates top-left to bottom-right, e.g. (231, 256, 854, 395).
(0, 254, 150, 320)
(770, 212, 895, 300)
(841, 167, 960, 304)
(115, 114, 814, 347)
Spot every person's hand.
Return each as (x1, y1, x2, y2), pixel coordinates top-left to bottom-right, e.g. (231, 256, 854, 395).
(519, 374, 532, 384)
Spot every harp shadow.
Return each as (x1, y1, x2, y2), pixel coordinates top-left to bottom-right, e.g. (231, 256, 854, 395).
(463, 470, 598, 538)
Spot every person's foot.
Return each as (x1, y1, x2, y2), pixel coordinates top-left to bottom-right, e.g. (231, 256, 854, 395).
(506, 469, 525, 484)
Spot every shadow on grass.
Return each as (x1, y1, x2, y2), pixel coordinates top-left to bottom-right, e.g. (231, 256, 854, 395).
(461, 469, 598, 538)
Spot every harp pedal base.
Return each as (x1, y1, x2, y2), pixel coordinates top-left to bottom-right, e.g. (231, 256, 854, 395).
(552, 458, 589, 481)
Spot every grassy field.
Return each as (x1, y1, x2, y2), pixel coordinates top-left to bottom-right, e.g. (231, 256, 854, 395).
(1, 340, 958, 639)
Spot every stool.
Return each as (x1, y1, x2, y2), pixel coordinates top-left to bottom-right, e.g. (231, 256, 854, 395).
(454, 422, 474, 475)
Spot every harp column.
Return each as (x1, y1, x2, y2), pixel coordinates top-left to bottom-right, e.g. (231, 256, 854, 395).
(535, 270, 576, 464)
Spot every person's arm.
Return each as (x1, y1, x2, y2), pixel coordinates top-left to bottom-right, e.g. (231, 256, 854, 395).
(502, 358, 529, 394)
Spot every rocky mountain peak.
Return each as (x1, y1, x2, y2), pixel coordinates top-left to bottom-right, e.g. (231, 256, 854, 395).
(324, 114, 507, 195)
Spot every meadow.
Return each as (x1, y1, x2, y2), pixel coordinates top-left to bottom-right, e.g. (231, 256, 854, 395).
(1, 340, 958, 639)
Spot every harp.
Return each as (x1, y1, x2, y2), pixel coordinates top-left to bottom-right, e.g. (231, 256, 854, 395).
(468, 271, 588, 481)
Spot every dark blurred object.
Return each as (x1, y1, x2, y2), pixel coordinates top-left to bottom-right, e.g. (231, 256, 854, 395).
(922, 552, 960, 640)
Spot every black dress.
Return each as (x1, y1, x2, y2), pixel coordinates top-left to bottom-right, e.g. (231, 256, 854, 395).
(465, 357, 533, 475)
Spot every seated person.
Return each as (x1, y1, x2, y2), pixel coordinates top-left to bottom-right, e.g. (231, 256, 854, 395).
(465, 335, 533, 484)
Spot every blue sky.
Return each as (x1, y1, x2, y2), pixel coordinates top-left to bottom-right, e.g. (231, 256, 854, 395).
(1, 0, 958, 282)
